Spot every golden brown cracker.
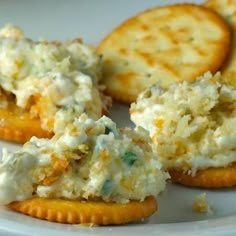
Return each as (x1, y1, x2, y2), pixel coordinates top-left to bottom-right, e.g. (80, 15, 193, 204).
(0, 97, 52, 143)
(0, 88, 109, 143)
(0, 92, 110, 143)
(97, 3, 231, 103)
(8, 196, 157, 225)
(204, 0, 236, 87)
(169, 163, 236, 188)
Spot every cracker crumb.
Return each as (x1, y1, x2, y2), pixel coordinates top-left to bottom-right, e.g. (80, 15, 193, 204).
(79, 223, 97, 227)
(192, 193, 212, 213)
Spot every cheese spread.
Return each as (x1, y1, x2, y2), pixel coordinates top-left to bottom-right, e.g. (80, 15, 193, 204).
(0, 114, 168, 204)
(130, 72, 236, 174)
(0, 24, 103, 132)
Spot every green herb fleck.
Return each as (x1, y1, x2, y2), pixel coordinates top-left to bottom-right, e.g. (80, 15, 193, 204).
(104, 126, 113, 135)
(101, 179, 112, 196)
(121, 152, 137, 166)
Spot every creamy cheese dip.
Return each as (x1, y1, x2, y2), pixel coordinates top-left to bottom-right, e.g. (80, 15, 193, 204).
(130, 72, 236, 174)
(0, 24, 103, 132)
(0, 114, 168, 204)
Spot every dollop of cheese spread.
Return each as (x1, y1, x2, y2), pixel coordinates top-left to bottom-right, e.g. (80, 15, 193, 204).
(0, 114, 168, 204)
(130, 72, 236, 174)
(0, 24, 103, 132)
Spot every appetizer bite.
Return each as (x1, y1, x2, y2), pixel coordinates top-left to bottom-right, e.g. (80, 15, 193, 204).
(0, 24, 110, 143)
(130, 72, 236, 188)
(0, 114, 168, 224)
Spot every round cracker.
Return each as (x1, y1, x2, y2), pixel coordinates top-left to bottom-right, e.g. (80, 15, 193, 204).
(8, 196, 157, 225)
(169, 163, 236, 188)
(204, 0, 236, 87)
(97, 3, 231, 103)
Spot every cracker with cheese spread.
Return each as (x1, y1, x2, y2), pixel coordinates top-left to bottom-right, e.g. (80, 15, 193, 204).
(0, 114, 168, 224)
(0, 24, 111, 143)
(130, 72, 236, 188)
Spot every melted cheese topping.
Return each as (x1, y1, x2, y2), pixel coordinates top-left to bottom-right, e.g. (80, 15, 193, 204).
(0, 24, 103, 132)
(130, 72, 236, 173)
(0, 114, 168, 204)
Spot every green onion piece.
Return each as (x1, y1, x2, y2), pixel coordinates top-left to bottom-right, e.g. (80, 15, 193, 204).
(121, 151, 137, 166)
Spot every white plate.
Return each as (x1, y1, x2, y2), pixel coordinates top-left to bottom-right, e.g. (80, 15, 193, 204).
(0, 0, 235, 235)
